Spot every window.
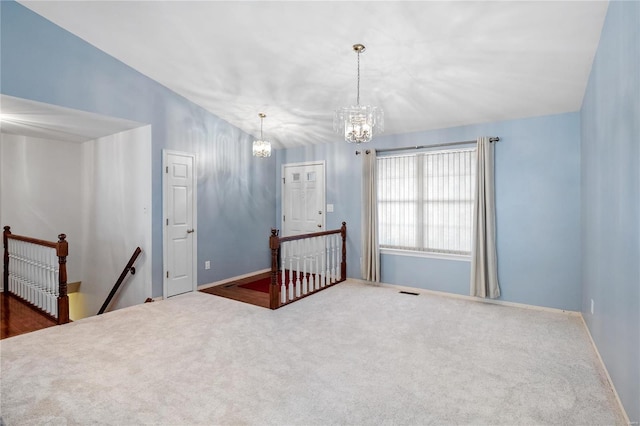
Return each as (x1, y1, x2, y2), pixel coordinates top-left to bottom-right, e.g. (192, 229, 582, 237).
(377, 148, 476, 256)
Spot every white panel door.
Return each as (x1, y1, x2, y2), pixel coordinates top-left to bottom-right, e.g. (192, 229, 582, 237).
(282, 162, 325, 237)
(163, 151, 197, 298)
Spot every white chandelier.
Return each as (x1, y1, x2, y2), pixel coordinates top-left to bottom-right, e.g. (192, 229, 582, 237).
(252, 112, 272, 158)
(334, 44, 384, 144)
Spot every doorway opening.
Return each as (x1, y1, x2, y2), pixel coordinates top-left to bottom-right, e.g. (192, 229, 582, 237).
(0, 94, 151, 320)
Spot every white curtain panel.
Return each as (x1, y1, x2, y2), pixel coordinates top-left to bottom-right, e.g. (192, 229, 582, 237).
(470, 137, 500, 298)
(361, 149, 380, 282)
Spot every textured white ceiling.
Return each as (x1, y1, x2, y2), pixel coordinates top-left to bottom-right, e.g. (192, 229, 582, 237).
(19, 1, 609, 149)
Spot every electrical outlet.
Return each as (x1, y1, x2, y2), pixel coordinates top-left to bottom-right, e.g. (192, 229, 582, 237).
(590, 299, 594, 315)
(205, 261, 211, 270)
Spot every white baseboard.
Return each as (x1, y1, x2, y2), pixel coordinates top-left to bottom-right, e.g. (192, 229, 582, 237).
(198, 268, 271, 291)
(579, 315, 631, 425)
(347, 278, 581, 316)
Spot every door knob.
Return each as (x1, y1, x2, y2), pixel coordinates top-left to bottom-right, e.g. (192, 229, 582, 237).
(317, 224, 322, 228)
(187, 229, 195, 234)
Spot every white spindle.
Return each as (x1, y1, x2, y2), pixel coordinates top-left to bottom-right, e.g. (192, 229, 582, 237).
(323, 237, 328, 285)
(46, 245, 54, 314)
(14, 240, 21, 297)
(288, 245, 294, 301)
(7, 240, 14, 294)
(14, 240, 20, 295)
(311, 237, 318, 291)
(47, 248, 55, 314)
(28, 243, 36, 307)
(317, 236, 323, 288)
(302, 239, 308, 295)
(27, 242, 35, 304)
(23, 242, 30, 302)
(322, 236, 327, 286)
(13, 240, 20, 295)
(52, 248, 59, 318)
(37, 245, 45, 310)
(320, 236, 325, 288)
(280, 242, 287, 304)
(7, 240, 13, 294)
(295, 241, 301, 298)
(333, 234, 339, 283)
(327, 235, 332, 284)
(33, 244, 39, 305)
(33, 245, 39, 309)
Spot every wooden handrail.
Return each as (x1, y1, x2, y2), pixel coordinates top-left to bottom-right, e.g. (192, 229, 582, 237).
(3, 233, 58, 249)
(269, 222, 347, 309)
(278, 228, 343, 243)
(97, 247, 142, 315)
(3, 226, 69, 324)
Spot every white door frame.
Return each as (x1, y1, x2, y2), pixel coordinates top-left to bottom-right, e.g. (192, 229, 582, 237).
(162, 149, 198, 298)
(281, 160, 326, 235)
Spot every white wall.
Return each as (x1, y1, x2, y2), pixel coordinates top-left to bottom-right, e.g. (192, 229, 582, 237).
(78, 126, 152, 318)
(0, 133, 85, 283)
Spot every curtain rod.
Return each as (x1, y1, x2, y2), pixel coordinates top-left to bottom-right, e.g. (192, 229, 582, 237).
(355, 137, 499, 155)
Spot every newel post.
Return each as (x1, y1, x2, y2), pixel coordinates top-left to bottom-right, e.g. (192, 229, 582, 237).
(340, 222, 347, 281)
(3, 226, 10, 293)
(269, 229, 281, 310)
(56, 234, 70, 324)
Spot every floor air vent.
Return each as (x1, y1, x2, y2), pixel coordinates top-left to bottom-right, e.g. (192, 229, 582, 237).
(399, 291, 419, 296)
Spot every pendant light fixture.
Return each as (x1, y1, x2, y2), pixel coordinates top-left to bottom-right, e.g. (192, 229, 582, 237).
(252, 112, 272, 158)
(334, 44, 384, 144)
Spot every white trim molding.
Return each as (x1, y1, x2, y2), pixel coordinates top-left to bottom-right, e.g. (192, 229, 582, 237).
(347, 278, 581, 316)
(380, 247, 471, 262)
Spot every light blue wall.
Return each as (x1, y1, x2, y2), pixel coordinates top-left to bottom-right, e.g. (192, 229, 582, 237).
(580, 0, 640, 422)
(279, 112, 582, 311)
(0, 2, 277, 296)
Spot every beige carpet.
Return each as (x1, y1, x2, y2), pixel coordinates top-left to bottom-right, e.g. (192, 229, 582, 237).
(0, 280, 626, 425)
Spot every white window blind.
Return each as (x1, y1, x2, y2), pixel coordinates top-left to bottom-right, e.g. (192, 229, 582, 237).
(377, 148, 476, 255)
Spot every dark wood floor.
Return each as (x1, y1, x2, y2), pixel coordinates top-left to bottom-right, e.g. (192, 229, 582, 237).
(1, 292, 58, 339)
(200, 272, 270, 309)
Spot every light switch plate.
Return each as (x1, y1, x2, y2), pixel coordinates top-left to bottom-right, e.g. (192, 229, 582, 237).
(327, 204, 334, 212)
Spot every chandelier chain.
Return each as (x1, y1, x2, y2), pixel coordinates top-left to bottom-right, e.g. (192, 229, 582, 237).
(356, 50, 361, 106)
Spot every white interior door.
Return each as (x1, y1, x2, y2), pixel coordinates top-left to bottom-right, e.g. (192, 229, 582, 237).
(163, 150, 197, 298)
(282, 162, 325, 237)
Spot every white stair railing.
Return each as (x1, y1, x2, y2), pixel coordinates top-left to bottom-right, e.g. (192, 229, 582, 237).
(3, 226, 69, 324)
(268, 223, 346, 309)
